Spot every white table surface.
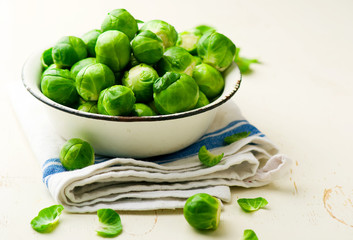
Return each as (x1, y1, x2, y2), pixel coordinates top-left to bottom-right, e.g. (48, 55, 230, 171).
(1, 0, 353, 239)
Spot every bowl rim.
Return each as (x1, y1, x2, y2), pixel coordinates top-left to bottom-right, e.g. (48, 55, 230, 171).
(22, 52, 242, 122)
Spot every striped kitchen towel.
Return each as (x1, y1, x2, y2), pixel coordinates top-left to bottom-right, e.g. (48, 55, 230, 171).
(11, 83, 291, 213)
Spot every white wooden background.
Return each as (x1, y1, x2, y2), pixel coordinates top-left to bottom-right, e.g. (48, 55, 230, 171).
(0, 0, 352, 239)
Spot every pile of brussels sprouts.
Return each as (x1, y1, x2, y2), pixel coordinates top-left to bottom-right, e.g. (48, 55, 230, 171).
(40, 9, 236, 116)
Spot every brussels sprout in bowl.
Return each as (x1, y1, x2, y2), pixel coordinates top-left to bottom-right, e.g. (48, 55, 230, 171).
(22, 50, 241, 158)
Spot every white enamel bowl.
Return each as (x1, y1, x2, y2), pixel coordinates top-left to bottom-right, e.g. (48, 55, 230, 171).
(22, 51, 241, 158)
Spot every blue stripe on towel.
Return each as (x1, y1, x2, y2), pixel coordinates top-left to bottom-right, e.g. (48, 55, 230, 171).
(42, 156, 110, 185)
(151, 120, 264, 164)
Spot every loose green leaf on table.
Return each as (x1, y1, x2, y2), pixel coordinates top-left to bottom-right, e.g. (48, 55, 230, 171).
(235, 48, 260, 74)
(237, 197, 268, 212)
(242, 229, 259, 240)
(30, 205, 64, 233)
(223, 131, 251, 145)
(96, 208, 123, 238)
(198, 145, 224, 167)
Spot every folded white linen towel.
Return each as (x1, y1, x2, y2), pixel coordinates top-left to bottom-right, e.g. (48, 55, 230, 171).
(11, 82, 291, 213)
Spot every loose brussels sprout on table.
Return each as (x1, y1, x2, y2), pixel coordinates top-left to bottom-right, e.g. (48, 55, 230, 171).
(39, 8, 237, 117)
(184, 193, 222, 230)
(60, 138, 95, 170)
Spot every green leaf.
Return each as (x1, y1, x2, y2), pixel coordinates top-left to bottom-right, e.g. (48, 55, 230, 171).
(223, 131, 251, 145)
(242, 229, 259, 240)
(96, 208, 122, 238)
(30, 205, 64, 233)
(237, 197, 268, 212)
(234, 48, 260, 74)
(198, 145, 224, 167)
(136, 19, 144, 24)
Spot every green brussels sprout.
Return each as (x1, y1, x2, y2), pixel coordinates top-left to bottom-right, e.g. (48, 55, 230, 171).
(153, 72, 199, 114)
(140, 20, 178, 49)
(126, 54, 140, 69)
(132, 103, 157, 116)
(95, 30, 131, 72)
(41, 68, 79, 107)
(183, 193, 221, 230)
(197, 31, 236, 72)
(98, 85, 136, 116)
(194, 56, 202, 66)
(70, 57, 96, 78)
(76, 63, 115, 101)
(41, 47, 54, 69)
(122, 63, 159, 103)
(194, 25, 216, 35)
(52, 36, 88, 68)
(192, 63, 224, 99)
(59, 138, 95, 170)
(176, 25, 215, 55)
(131, 30, 164, 65)
(78, 101, 98, 113)
(82, 29, 101, 57)
(156, 46, 196, 76)
(176, 31, 200, 55)
(101, 9, 138, 41)
(194, 91, 210, 109)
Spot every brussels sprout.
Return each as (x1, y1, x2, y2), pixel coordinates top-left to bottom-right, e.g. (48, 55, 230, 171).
(82, 29, 101, 57)
(95, 30, 131, 72)
(122, 63, 159, 103)
(140, 20, 178, 49)
(192, 63, 224, 99)
(41, 68, 79, 106)
(153, 72, 199, 114)
(194, 25, 216, 35)
(96, 208, 122, 238)
(76, 63, 115, 101)
(52, 36, 88, 68)
(194, 56, 202, 66)
(156, 46, 196, 76)
(197, 31, 236, 71)
(30, 205, 64, 233)
(184, 193, 221, 230)
(194, 91, 210, 109)
(60, 138, 95, 170)
(70, 57, 96, 78)
(176, 25, 215, 55)
(132, 103, 157, 116)
(176, 31, 200, 55)
(101, 9, 138, 41)
(127, 54, 140, 69)
(131, 30, 164, 65)
(78, 101, 98, 113)
(41, 47, 54, 69)
(98, 85, 136, 116)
